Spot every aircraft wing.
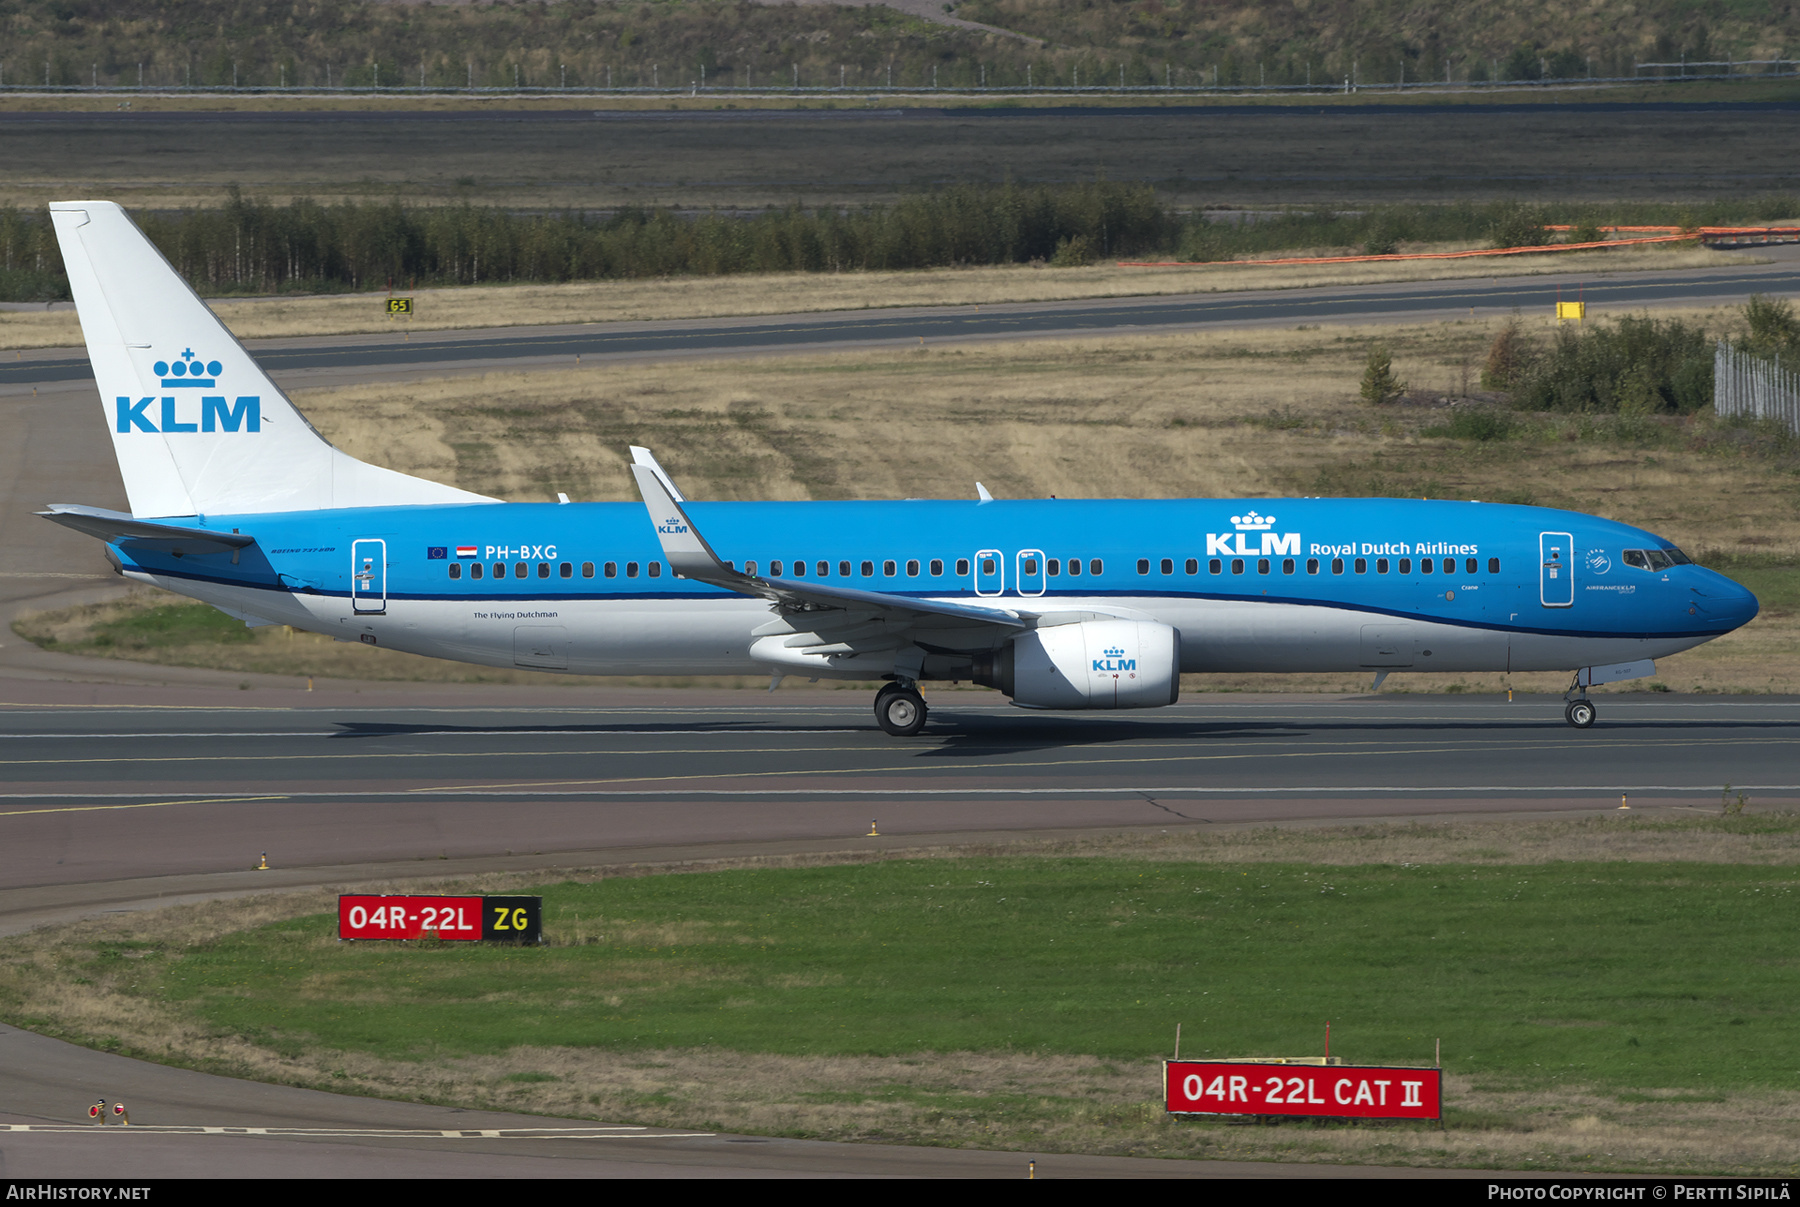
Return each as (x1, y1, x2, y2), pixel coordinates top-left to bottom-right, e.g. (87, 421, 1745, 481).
(38, 503, 256, 553)
(627, 460, 1026, 632)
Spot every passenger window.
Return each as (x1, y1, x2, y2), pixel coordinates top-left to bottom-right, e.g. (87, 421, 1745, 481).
(928, 559, 941, 576)
(956, 559, 970, 576)
(1185, 558, 1197, 575)
(1332, 558, 1344, 574)
(1354, 558, 1367, 574)
(1048, 559, 1060, 576)
(1399, 558, 1411, 574)
(1376, 558, 1389, 574)
(1089, 559, 1103, 575)
(1306, 558, 1318, 574)
(514, 562, 528, 579)
(559, 562, 572, 579)
(449, 562, 462, 580)
(909, 559, 922, 577)
(537, 563, 550, 578)
(1488, 557, 1501, 574)
(471, 563, 484, 580)
(1420, 558, 1433, 575)
(982, 557, 996, 575)
(1024, 558, 1039, 575)
(818, 561, 831, 577)
(492, 562, 505, 579)
(1137, 558, 1150, 575)
(861, 560, 874, 577)
(883, 560, 896, 576)
(1282, 558, 1295, 574)
(604, 562, 617, 578)
(1068, 558, 1082, 576)
(792, 561, 806, 577)
(648, 562, 661, 578)
(1160, 558, 1173, 575)
(626, 562, 639, 578)
(745, 561, 758, 576)
(1209, 559, 1222, 575)
(1442, 558, 1455, 574)
(770, 560, 784, 576)
(1258, 558, 1271, 574)
(1466, 558, 1478, 574)
(582, 562, 594, 578)
(838, 560, 851, 577)
(1231, 558, 1244, 575)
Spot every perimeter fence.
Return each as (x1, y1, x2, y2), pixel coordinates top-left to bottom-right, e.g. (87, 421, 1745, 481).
(1715, 340, 1800, 435)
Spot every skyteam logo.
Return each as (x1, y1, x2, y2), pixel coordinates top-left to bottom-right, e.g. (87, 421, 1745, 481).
(116, 346, 260, 435)
(1206, 509, 1300, 558)
(1093, 645, 1136, 673)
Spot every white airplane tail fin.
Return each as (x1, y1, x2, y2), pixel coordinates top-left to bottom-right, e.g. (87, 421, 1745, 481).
(49, 201, 494, 518)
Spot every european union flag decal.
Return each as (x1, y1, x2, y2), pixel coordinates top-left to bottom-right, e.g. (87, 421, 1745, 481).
(427, 546, 447, 560)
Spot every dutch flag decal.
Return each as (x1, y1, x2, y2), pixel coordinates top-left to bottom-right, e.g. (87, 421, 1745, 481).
(456, 545, 478, 559)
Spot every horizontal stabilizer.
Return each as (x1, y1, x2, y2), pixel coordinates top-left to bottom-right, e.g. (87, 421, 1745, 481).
(39, 503, 255, 552)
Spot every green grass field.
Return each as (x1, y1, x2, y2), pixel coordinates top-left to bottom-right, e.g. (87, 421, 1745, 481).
(132, 855, 1799, 1091)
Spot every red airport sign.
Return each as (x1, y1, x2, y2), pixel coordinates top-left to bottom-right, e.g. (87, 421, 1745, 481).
(1164, 1060, 1441, 1120)
(337, 895, 542, 942)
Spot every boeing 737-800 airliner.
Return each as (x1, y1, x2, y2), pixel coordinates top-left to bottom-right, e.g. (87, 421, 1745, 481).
(38, 202, 1760, 734)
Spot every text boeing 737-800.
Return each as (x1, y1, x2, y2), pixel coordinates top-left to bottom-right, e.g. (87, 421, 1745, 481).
(37, 201, 1759, 735)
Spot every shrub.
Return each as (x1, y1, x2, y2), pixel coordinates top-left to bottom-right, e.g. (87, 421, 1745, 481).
(1743, 294, 1800, 361)
(1360, 345, 1406, 405)
(1481, 317, 1531, 388)
(1486, 203, 1549, 249)
(1510, 315, 1713, 414)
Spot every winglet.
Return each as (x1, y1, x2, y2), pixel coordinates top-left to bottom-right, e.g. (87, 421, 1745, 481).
(976, 482, 995, 504)
(630, 446, 687, 504)
(628, 457, 737, 586)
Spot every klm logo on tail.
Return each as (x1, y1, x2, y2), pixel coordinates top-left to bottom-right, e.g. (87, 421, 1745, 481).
(116, 346, 259, 434)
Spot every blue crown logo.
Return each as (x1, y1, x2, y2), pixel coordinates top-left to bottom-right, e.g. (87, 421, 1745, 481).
(153, 348, 223, 388)
(1103, 646, 1126, 658)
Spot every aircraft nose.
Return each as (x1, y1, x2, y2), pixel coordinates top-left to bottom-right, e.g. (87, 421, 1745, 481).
(1700, 572, 1760, 630)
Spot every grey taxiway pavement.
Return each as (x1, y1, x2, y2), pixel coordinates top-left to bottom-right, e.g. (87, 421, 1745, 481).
(6, 257, 1800, 388)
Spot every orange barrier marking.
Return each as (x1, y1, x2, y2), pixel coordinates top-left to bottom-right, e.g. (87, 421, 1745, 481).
(1120, 225, 1800, 270)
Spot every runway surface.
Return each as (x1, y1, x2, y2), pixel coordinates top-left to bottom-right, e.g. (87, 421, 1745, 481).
(5, 686, 1796, 895)
(6, 260, 1799, 387)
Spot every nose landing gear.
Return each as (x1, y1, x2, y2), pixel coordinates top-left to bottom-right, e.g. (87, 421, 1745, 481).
(1562, 673, 1597, 728)
(874, 681, 928, 736)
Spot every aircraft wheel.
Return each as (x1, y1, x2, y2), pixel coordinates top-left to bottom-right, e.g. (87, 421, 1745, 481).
(875, 687, 928, 737)
(1565, 699, 1597, 729)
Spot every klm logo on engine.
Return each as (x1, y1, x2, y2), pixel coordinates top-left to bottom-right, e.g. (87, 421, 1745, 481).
(1093, 645, 1136, 673)
(116, 347, 259, 434)
(1206, 509, 1300, 558)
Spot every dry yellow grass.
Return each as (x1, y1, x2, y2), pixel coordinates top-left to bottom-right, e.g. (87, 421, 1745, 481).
(0, 242, 1739, 350)
(5, 821, 1798, 1173)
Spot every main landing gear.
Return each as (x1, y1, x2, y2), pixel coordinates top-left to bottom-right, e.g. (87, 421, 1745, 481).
(874, 681, 928, 737)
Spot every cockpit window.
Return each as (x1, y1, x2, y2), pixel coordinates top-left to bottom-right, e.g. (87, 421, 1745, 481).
(1622, 550, 1649, 570)
(1645, 549, 1674, 571)
(1662, 546, 1692, 565)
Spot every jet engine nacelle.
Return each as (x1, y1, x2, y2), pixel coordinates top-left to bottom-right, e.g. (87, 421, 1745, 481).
(975, 619, 1181, 709)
